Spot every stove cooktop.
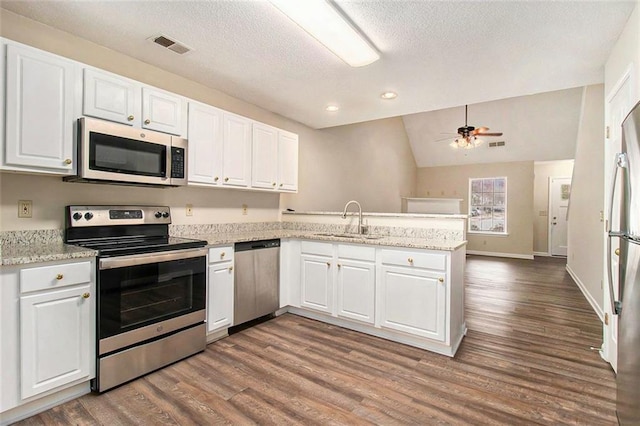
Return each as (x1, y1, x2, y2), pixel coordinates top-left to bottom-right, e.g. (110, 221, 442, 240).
(75, 236, 207, 258)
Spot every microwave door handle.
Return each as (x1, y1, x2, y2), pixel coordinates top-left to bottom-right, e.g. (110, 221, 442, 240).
(606, 153, 626, 315)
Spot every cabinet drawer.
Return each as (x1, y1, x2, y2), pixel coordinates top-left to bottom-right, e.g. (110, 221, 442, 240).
(20, 261, 92, 293)
(301, 241, 333, 257)
(208, 246, 234, 264)
(381, 249, 446, 270)
(338, 244, 375, 262)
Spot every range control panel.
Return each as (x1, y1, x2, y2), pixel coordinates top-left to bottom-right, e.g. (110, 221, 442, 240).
(66, 206, 171, 227)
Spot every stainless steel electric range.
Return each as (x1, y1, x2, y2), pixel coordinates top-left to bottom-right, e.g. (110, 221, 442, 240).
(65, 205, 208, 392)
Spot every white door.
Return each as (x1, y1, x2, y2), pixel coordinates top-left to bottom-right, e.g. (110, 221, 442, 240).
(5, 44, 76, 172)
(336, 259, 375, 324)
(187, 102, 223, 185)
(222, 113, 252, 187)
(549, 177, 571, 256)
(379, 266, 446, 341)
(142, 87, 185, 136)
(207, 262, 234, 332)
(251, 123, 278, 189)
(278, 131, 299, 192)
(83, 68, 137, 126)
(300, 254, 333, 314)
(603, 73, 634, 371)
(20, 285, 92, 399)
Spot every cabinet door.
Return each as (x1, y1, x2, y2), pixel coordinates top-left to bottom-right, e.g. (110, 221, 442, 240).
(20, 284, 92, 399)
(336, 259, 375, 324)
(278, 130, 298, 192)
(207, 262, 234, 332)
(83, 68, 136, 125)
(222, 113, 252, 187)
(379, 266, 446, 341)
(187, 102, 223, 185)
(300, 254, 333, 314)
(5, 44, 76, 172)
(142, 87, 185, 136)
(251, 123, 278, 189)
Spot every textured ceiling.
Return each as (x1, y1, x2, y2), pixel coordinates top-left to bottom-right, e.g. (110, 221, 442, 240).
(0, 1, 634, 130)
(403, 87, 585, 168)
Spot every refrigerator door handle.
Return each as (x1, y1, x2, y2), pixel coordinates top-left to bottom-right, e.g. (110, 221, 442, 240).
(606, 152, 626, 315)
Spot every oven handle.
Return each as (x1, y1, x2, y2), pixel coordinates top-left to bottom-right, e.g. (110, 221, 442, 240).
(99, 247, 208, 270)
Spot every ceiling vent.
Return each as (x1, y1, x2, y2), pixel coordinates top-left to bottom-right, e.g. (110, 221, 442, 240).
(488, 141, 506, 148)
(148, 34, 192, 55)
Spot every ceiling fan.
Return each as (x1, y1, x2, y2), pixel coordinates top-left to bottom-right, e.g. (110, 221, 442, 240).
(448, 105, 503, 149)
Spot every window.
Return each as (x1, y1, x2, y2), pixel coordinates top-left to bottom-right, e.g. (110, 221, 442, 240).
(469, 177, 507, 234)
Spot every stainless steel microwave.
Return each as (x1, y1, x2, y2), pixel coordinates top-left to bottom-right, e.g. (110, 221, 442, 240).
(67, 117, 187, 187)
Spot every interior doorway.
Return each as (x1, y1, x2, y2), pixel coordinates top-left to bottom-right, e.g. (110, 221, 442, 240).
(549, 177, 571, 256)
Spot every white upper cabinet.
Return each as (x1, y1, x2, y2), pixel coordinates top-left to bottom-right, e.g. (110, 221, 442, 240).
(83, 68, 136, 126)
(187, 102, 223, 185)
(4, 43, 78, 174)
(277, 130, 299, 192)
(142, 87, 185, 135)
(222, 113, 252, 187)
(251, 122, 278, 189)
(251, 123, 299, 192)
(82, 68, 186, 136)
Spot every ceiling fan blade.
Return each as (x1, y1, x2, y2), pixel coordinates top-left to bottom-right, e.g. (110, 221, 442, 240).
(475, 132, 503, 137)
(472, 126, 490, 135)
(434, 136, 456, 142)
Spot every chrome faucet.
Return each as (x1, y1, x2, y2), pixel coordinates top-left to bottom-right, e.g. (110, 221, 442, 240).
(341, 200, 366, 234)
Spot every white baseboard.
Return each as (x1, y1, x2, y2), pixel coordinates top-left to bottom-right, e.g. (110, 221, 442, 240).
(565, 264, 604, 322)
(533, 251, 551, 257)
(466, 250, 534, 260)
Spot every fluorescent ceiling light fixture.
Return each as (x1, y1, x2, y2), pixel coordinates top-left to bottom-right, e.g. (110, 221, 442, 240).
(269, 0, 380, 67)
(381, 91, 397, 100)
(325, 105, 340, 112)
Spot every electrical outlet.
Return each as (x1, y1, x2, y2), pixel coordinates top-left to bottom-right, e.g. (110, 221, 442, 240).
(186, 204, 193, 216)
(18, 200, 33, 218)
(242, 204, 248, 215)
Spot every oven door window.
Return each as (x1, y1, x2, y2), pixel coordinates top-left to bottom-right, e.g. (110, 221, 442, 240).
(99, 256, 205, 339)
(89, 132, 167, 178)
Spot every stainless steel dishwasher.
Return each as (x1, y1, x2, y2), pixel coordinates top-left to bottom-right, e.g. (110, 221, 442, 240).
(233, 239, 280, 326)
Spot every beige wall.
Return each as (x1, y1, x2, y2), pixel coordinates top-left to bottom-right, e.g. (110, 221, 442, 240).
(604, 1, 640, 103)
(0, 10, 417, 231)
(533, 160, 574, 254)
(567, 85, 605, 316)
(281, 118, 416, 213)
(416, 161, 534, 257)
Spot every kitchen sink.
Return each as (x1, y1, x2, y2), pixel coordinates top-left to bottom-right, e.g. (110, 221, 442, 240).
(313, 232, 384, 240)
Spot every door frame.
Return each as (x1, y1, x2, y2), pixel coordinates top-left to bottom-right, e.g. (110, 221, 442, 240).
(547, 176, 571, 256)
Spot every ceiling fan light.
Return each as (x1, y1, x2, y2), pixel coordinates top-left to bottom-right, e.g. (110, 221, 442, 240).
(449, 140, 459, 149)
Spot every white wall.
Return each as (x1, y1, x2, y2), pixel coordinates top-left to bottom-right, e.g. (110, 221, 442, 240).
(533, 160, 574, 254)
(567, 85, 605, 318)
(416, 161, 534, 258)
(604, 1, 640, 104)
(281, 117, 417, 213)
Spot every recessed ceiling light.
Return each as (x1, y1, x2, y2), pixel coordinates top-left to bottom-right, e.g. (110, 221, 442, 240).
(269, 0, 379, 67)
(381, 91, 398, 100)
(325, 105, 340, 112)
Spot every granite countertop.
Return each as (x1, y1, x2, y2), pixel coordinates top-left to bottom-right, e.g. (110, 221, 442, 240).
(282, 211, 469, 219)
(0, 242, 97, 266)
(1, 229, 466, 267)
(178, 230, 467, 251)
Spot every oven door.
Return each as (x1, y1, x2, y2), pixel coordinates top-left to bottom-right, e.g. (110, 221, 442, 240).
(79, 117, 172, 186)
(98, 248, 206, 354)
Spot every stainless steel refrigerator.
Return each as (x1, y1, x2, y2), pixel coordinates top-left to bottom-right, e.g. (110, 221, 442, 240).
(609, 100, 640, 425)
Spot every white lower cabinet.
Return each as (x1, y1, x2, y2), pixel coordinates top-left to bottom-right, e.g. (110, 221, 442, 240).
(300, 253, 333, 314)
(286, 240, 466, 357)
(20, 284, 92, 399)
(207, 246, 234, 334)
(379, 265, 446, 341)
(1, 259, 95, 415)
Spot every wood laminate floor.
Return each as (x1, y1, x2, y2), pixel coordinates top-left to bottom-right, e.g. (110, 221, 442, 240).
(15, 255, 616, 425)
